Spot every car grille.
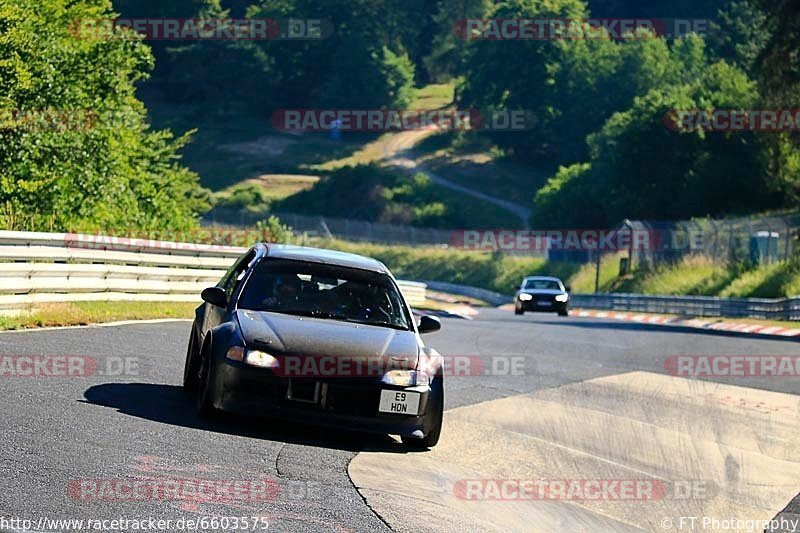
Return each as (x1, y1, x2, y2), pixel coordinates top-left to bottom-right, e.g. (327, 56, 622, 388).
(238, 373, 381, 417)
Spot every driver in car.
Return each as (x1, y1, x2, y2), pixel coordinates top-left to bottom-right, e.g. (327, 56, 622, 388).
(261, 274, 302, 310)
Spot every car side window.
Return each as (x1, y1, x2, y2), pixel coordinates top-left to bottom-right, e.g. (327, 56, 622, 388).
(221, 251, 256, 299)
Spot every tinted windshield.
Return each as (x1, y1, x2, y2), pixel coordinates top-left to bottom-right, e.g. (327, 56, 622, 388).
(524, 279, 562, 291)
(238, 260, 411, 330)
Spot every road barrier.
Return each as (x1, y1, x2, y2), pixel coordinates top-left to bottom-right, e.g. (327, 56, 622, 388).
(421, 280, 800, 322)
(0, 231, 426, 310)
(570, 293, 800, 321)
(423, 281, 510, 307)
(8, 230, 794, 320)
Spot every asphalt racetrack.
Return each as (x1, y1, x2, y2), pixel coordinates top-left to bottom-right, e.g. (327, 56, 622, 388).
(2, 309, 800, 532)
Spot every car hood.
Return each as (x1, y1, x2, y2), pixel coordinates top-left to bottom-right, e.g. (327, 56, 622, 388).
(235, 309, 420, 365)
(520, 289, 566, 296)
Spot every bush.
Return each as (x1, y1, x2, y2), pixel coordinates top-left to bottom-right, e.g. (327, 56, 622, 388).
(214, 184, 271, 212)
(256, 216, 293, 244)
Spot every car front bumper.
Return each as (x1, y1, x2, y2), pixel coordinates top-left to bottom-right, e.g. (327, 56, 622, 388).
(209, 358, 435, 437)
(519, 299, 569, 312)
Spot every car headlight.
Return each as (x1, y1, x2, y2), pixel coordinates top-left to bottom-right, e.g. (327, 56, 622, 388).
(554, 294, 569, 302)
(245, 350, 279, 369)
(518, 293, 533, 301)
(382, 369, 430, 387)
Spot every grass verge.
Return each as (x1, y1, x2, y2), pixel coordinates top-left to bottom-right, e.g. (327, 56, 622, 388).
(609, 256, 800, 298)
(409, 83, 455, 110)
(0, 302, 197, 331)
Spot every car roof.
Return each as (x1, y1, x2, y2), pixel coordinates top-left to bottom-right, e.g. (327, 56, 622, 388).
(523, 276, 563, 282)
(256, 243, 390, 275)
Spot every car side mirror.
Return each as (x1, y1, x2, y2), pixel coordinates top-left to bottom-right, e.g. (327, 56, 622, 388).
(201, 286, 228, 308)
(565, 286, 572, 293)
(418, 315, 442, 334)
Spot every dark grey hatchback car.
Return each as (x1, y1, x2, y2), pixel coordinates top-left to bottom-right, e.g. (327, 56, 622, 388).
(183, 243, 444, 448)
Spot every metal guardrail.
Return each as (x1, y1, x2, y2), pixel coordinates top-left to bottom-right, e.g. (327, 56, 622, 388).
(8, 231, 795, 319)
(571, 293, 800, 321)
(0, 231, 427, 309)
(422, 281, 510, 307)
(417, 280, 800, 321)
(395, 281, 427, 307)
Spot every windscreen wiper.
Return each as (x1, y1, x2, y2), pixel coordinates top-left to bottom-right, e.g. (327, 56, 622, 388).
(344, 318, 409, 330)
(278, 308, 347, 320)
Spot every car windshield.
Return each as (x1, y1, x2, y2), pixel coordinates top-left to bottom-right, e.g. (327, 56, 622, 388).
(524, 279, 562, 291)
(238, 259, 411, 330)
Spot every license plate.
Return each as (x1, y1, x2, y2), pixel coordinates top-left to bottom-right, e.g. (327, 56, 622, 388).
(379, 390, 420, 415)
(536, 301, 551, 306)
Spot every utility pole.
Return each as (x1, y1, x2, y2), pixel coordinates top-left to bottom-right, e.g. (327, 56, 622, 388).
(623, 218, 634, 271)
(594, 251, 601, 294)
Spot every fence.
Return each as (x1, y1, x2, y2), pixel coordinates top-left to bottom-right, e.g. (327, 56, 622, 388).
(625, 214, 800, 267)
(206, 208, 456, 247)
(0, 231, 427, 310)
(208, 208, 800, 267)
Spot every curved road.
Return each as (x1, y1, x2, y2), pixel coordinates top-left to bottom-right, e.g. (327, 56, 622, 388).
(380, 130, 532, 229)
(2, 310, 800, 532)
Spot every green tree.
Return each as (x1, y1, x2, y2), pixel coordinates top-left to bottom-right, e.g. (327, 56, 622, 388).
(755, 0, 800, 105)
(586, 0, 731, 18)
(753, 0, 800, 203)
(247, 0, 420, 109)
(456, 0, 717, 164)
(457, 0, 587, 160)
(315, 42, 415, 109)
(533, 61, 774, 226)
(708, 0, 768, 70)
(0, 0, 207, 231)
(543, 33, 707, 163)
(423, 0, 491, 81)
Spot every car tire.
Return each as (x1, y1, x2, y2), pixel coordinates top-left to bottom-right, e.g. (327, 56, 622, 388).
(402, 376, 443, 449)
(196, 338, 218, 418)
(558, 310, 569, 317)
(514, 305, 524, 315)
(182, 329, 200, 393)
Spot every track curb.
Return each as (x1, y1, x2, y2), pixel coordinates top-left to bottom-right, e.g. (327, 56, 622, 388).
(573, 308, 800, 338)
